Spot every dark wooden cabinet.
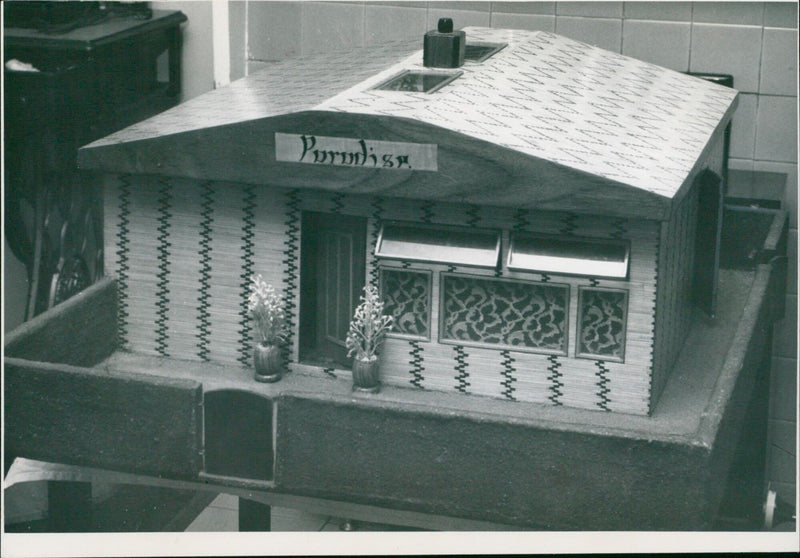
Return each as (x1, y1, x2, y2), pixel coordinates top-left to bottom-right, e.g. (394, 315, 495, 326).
(3, 9, 186, 319)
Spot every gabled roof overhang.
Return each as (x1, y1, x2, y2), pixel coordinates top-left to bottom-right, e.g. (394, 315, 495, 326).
(79, 109, 672, 220)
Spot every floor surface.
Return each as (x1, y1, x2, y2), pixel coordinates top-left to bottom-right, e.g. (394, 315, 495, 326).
(187, 493, 336, 532)
(4, 486, 419, 532)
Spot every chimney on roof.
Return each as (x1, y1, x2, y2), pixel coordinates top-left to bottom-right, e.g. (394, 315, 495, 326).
(423, 18, 465, 69)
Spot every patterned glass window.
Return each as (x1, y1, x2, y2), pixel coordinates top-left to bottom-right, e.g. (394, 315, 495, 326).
(440, 273, 568, 355)
(380, 268, 432, 340)
(577, 287, 628, 362)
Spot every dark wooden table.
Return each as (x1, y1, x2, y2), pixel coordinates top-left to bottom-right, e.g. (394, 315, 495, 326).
(4, 9, 186, 320)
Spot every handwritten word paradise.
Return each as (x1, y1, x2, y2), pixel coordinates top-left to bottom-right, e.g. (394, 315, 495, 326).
(275, 133, 437, 171)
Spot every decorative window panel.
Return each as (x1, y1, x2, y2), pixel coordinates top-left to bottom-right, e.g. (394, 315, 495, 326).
(440, 274, 569, 355)
(380, 268, 431, 340)
(577, 287, 628, 362)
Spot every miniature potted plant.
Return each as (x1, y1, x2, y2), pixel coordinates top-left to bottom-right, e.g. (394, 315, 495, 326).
(345, 285, 394, 393)
(247, 275, 288, 383)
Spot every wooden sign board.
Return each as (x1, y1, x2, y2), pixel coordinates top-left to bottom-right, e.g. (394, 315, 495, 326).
(275, 133, 437, 171)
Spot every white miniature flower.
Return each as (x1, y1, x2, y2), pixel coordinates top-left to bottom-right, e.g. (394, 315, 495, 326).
(248, 274, 287, 346)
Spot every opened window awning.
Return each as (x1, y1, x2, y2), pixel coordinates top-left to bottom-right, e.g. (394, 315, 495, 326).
(508, 233, 630, 279)
(375, 222, 501, 268)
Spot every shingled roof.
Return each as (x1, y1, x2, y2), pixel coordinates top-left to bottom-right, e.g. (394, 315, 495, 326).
(80, 28, 738, 221)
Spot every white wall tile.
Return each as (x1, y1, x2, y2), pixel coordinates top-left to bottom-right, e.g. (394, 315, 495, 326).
(556, 16, 622, 52)
(248, 1, 302, 60)
(729, 93, 758, 160)
(692, 2, 764, 26)
(622, 2, 692, 22)
(492, 12, 556, 33)
(365, 4, 427, 46)
(491, 2, 556, 15)
(556, 2, 623, 18)
(622, 19, 690, 71)
(229, 1, 248, 81)
(301, 2, 365, 55)
(166, 1, 215, 101)
(690, 23, 763, 93)
(763, 1, 799, 29)
(427, 8, 492, 29)
(755, 95, 799, 163)
(369, 1, 427, 8)
(728, 158, 755, 171)
(432, 2, 492, 13)
(759, 28, 799, 96)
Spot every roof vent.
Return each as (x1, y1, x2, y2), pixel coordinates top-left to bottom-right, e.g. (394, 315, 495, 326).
(373, 70, 462, 93)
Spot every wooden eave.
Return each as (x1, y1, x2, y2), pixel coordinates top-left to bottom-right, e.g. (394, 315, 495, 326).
(79, 28, 738, 221)
(80, 110, 672, 220)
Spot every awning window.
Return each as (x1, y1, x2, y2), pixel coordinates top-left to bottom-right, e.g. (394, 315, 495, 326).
(375, 222, 501, 268)
(508, 233, 630, 279)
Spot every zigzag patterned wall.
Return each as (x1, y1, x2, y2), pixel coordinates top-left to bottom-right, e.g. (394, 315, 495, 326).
(105, 175, 660, 415)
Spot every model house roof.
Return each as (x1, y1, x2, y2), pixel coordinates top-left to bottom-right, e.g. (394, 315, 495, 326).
(80, 28, 738, 221)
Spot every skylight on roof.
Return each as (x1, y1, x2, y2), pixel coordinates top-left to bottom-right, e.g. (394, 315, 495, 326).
(373, 70, 462, 93)
(464, 42, 506, 63)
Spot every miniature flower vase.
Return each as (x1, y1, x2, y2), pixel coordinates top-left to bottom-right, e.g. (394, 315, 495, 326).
(253, 343, 282, 383)
(352, 357, 380, 393)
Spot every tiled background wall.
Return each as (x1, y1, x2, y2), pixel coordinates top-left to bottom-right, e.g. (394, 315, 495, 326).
(245, 1, 797, 509)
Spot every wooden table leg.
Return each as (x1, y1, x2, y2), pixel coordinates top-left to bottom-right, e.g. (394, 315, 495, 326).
(48, 481, 93, 532)
(238, 498, 271, 531)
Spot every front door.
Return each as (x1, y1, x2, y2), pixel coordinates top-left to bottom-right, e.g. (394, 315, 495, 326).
(300, 211, 366, 368)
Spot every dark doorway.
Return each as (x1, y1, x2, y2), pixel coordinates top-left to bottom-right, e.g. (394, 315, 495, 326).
(299, 211, 367, 368)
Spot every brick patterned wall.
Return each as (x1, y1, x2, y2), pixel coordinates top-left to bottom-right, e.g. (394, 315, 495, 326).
(246, 1, 797, 508)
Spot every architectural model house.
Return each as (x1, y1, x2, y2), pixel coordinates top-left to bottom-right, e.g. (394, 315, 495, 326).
(79, 27, 738, 416)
